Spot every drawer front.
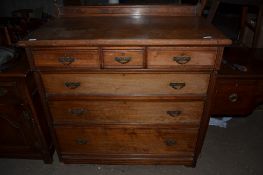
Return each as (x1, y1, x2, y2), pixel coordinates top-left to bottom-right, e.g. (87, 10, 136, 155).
(42, 73, 210, 96)
(103, 49, 144, 68)
(0, 82, 18, 102)
(148, 47, 217, 68)
(32, 48, 100, 68)
(50, 100, 204, 125)
(212, 80, 256, 115)
(55, 127, 198, 155)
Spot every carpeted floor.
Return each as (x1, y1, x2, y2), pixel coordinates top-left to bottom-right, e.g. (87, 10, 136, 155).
(0, 106, 262, 175)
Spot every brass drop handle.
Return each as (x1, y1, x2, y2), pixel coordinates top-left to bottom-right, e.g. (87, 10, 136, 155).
(169, 82, 186, 90)
(173, 55, 191, 64)
(167, 111, 182, 117)
(0, 87, 8, 97)
(58, 56, 75, 65)
(64, 82, 80, 89)
(76, 138, 88, 145)
(69, 108, 87, 116)
(115, 57, 132, 64)
(229, 93, 238, 103)
(165, 139, 176, 146)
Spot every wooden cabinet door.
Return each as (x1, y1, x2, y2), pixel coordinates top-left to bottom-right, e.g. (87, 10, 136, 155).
(0, 104, 38, 155)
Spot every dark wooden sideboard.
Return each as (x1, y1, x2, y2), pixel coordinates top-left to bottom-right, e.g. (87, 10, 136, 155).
(18, 5, 231, 166)
(0, 55, 53, 163)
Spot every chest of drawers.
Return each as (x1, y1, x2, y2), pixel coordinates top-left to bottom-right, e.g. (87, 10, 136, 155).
(19, 5, 231, 166)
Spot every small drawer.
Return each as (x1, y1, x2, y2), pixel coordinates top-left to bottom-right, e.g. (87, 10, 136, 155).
(212, 80, 256, 115)
(42, 73, 210, 96)
(148, 47, 217, 69)
(32, 48, 100, 68)
(0, 82, 19, 103)
(102, 48, 144, 68)
(55, 126, 198, 155)
(49, 100, 204, 125)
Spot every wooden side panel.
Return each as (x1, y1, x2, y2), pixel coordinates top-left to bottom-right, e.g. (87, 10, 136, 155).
(0, 104, 37, 154)
(42, 73, 210, 96)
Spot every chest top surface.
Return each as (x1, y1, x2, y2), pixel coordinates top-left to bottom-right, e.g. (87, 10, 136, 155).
(18, 16, 231, 47)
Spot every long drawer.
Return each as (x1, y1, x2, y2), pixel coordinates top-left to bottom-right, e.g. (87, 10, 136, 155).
(42, 73, 210, 96)
(55, 126, 198, 155)
(50, 100, 204, 125)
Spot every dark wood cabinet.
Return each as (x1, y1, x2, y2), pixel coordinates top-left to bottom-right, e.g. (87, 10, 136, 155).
(212, 79, 257, 115)
(212, 47, 263, 116)
(0, 57, 53, 163)
(0, 104, 37, 154)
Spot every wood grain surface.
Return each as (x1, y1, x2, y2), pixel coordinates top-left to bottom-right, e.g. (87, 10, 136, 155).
(42, 73, 210, 96)
(18, 16, 231, 47)
(148, 47, 217, 69)
(49, 100, 204, 125)
(55, 126, 198, 155)
(32, 48, 100, 68)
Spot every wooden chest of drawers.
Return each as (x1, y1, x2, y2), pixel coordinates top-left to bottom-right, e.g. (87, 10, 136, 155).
(19, 5, 231, 166)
